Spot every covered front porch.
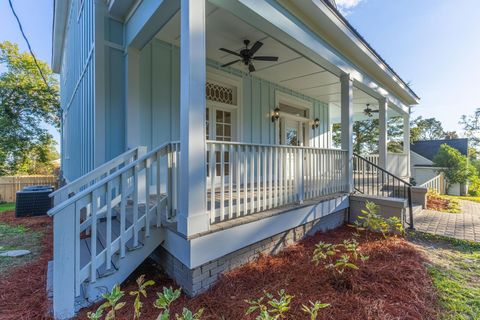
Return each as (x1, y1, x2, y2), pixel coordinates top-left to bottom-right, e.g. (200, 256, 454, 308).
(122, 0, 414, 237)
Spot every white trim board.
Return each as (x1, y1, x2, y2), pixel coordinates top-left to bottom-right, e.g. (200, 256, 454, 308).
(188, 194, 348, 268)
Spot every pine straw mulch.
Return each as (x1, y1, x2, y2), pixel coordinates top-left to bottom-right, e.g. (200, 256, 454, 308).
(78, 226, 440, 320)
(426, 193, 460, 213)
(0, 211, 53, 320)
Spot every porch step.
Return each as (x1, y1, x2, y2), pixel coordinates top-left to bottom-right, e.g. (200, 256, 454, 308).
(76, 194, 168, 306)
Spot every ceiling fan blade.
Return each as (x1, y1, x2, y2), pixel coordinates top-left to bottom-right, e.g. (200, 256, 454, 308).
(219, 48, 242, 57)
(248, 62, 256, 73)
(221, 59, 241, 67)
(252, 56, 279, 61)
(249, 41, 263, 55)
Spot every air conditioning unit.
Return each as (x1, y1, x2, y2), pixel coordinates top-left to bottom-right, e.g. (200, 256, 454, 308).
(15, 186, 54, 217)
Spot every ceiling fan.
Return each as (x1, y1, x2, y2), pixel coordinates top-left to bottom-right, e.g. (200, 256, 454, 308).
(363, 104, 379, 117)
(219, 39, 279, 73)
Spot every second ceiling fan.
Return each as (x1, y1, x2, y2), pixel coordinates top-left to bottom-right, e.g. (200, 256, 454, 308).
(220, 39, 278, 73)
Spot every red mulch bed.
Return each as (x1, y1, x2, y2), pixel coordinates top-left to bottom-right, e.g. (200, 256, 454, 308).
(78, 226, 439, 320)
(427, 194, 450, 212)
(0, 211, 53, 320)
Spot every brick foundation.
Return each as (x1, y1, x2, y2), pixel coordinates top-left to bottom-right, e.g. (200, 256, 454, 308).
(152, 209, 346, 296)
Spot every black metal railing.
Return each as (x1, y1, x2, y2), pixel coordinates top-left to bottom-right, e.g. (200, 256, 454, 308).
(353, 153, 414, 229)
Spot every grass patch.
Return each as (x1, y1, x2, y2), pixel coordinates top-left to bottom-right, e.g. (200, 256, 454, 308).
(0, 203, 15, 213)
(0, 222, 43, 274)
(409, 232, 480, 320)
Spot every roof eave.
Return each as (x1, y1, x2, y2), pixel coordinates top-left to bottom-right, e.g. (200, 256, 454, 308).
(282, 0, 419, 106)
(51, 0, 70, 73)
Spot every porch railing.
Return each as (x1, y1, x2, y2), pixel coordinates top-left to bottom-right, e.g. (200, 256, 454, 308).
(353, 153, 414, 229)
(50, 146, 146, 206)
(419, 173, 445, 194)
(48, 141, 179, 314)
(206, 141, 348, 223)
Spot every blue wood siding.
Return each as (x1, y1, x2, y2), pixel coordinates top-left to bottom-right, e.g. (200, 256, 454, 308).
(60, 0, 95, 181)
(137, 39, 330, 149)
(104, 17, 126, 161)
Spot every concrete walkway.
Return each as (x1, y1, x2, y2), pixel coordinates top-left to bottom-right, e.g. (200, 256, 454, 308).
(414, 200, 480, 242)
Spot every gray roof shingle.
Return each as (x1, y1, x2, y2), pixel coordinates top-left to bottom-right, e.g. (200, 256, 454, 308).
(410, 138, 469, 161)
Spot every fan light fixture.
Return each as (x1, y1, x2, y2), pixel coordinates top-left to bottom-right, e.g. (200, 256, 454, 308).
(272, 107, 280, 122)
(220, 40, 279, 73)
(363, 104, 379, 117)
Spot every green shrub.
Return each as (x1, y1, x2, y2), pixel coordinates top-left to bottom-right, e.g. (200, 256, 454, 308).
(245, 289, 293, 320)
(354, 201, 404, 237)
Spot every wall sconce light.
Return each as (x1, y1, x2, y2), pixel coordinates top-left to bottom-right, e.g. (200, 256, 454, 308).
(312, 118, 320, 130)
(271, 107, 280, 122)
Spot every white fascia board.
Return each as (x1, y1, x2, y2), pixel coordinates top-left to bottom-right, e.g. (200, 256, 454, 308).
(108, 0, 136, 20)
(210, 0, 413, 115)
(411, 150, 434, 165)
(51, 0, 71, 73)
(124, 0, 179, 49)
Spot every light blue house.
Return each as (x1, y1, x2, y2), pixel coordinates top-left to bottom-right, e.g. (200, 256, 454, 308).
(49, 0, 420, 318)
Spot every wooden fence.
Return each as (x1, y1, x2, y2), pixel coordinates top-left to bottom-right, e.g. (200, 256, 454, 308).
(0, 176, 58, 203)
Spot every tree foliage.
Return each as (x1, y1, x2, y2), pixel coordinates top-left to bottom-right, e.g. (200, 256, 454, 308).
(0, 41, 60, 175)
(410, 116, 446, 142)
(332, 116, 404, 154)
(460, 108, 480, 149)
(433, 144, 476, 190)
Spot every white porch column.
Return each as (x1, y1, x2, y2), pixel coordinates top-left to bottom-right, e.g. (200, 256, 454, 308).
(403, 111, 411, 177)
(340, 74, 353, 192)
(378, 98, 388, 169)
(178, 0, 209, 236)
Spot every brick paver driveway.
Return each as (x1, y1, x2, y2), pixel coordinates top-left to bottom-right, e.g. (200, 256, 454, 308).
(414, 200, 480, 242)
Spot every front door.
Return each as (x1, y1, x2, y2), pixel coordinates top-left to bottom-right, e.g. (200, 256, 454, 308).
(206, 105, 236, 186)
(282, 119, 306, 146)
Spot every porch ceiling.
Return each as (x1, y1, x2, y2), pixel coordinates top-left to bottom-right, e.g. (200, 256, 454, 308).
(155, 2, 384, 119)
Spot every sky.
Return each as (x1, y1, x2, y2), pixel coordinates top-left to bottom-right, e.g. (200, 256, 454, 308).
(1, 0, 479, 146)
(336, 0, 480, 134)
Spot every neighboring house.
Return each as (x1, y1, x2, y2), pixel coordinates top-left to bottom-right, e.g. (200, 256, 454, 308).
(49, 0, 420, 318)
(410, 138, 469, 195)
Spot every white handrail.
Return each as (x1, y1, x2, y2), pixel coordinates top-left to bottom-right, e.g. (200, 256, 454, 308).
(50, 147, 144, 206)
(50, 142, 180, 317)
(206, 141, 348, 223)
(419, 173, 445, 194)
(48, 142, 179, 216)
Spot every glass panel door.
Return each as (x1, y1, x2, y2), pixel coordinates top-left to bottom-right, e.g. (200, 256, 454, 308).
(206, 106, 235, 179)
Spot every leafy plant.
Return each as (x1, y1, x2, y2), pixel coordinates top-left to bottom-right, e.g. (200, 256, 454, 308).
(311, 238, 368, 290)
(154, 287, 181, 320)
(301, 301, 330, 320)
(129, 274, 155, 319)
(100, 284, 126, 320)
(312, 241, 338, 266)
(154, 287, 203, 320)
(175, 308, 204, 320)
(245, 290, 293, 319)
(355, 201, 404, 237)
(86, 305, 105, 320)
(329, 254, 359, 274)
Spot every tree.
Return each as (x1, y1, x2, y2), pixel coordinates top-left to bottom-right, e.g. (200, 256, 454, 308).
(444, 131, 459, 140)
(460, 108, 480, 149)
(332, 116, 404, 154)
(0, 41, 60, 175)
(410, 116, 446, 142)
(433, 144, 476, 191)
